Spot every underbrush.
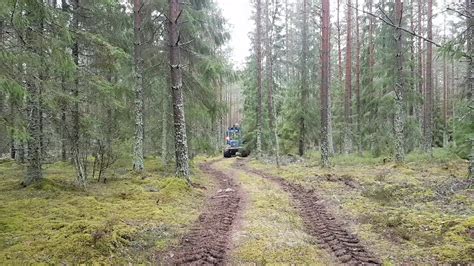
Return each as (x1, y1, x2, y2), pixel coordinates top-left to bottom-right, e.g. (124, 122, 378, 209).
(249, 149, 473, 263)
(0, 157, 212, 264)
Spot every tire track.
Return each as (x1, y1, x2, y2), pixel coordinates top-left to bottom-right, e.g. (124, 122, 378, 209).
(241, 162, 381, 265)
(171, 159, 242, 265)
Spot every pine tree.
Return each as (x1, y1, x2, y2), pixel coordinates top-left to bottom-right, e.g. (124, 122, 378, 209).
(394, 0, 405, 163)
(320, 0, 331, 167)
(343, 0, 353, 154)
(133, 0, 145, 172)
(299, 0, 309, 156)
(423, 0, 433, 153)
(168, 0, 190, 179)
(256, 0, 264, 158)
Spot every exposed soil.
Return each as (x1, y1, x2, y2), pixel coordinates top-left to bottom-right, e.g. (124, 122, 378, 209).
(240, 161, 381, 265)
(169, 160, 243, 265)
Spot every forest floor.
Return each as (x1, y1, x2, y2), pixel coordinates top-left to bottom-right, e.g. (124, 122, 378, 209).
(0, 150, 472, 264)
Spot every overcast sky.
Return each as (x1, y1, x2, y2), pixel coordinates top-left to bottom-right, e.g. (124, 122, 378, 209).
(215, 0, 459, 69)
(215, 0, 253, 69)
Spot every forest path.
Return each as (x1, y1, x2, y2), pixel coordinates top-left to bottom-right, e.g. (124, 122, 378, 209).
(169, 159, 244, 264)
(214, 158, 331, 264)
(238, 159, 382, 265)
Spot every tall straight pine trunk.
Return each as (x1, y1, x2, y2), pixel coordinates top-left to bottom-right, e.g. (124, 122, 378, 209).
(255, 0, 263, 158)
(423, 0, 433, 153)
(70, 0, 86, 187)
(467, 0, 473, 178)
(23, 8, 43, 186)
(299, 0, 309, 156)
(168, 0, 190, 179)
(133, 0, 145, 172)
(320, 0, 331, 167)
(394, 0, 405, 163)
(265, 0, 280, 166)
(343, 0, 353, 154)
(355, 0, 361, 153)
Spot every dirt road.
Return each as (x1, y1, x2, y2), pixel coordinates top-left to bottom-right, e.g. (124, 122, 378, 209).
(170, 160, 243, 264)
(239, 161, 381, 265)
(168, 158, 380, 265)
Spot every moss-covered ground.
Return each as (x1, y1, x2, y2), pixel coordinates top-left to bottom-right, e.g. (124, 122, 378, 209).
(250, 149, 473, 264)
(0, 156, 214, 264)
(214, 158, 332, 264)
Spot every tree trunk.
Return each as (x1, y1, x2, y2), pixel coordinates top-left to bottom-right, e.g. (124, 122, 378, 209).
(417, 0, 424, 127)
(443, 53, 448, 147)
(70, 0, 86, 187)
(423, 0, 433, 153)
(161, 84, 169, 164)
(337, 0, 342, 81)
(299, 0, 309, 156)
(467, 0, 473, 178)
(9, 99, 16, 160)
(355, 0, 361, 153)
(133, 0, 145, 172)
(255, 0, 264, 158)
(60, 0, 68, 162)
(464, 0, 473, 103)
(23, 24, 43, 186)
(343, 0, 353, 154)
(320, 0, 331, 167)
(168, 0, 190, 179)
(368, 0, 375, 91)
(394, 0, 405, 163)
(25, 79, 43, 186)
(61, 76, 67, 161)
(265, 0, 280, 166)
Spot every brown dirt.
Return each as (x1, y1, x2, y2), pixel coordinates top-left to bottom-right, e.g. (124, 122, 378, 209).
(240, 161, 381, 265)
(168, 159, 243, 265)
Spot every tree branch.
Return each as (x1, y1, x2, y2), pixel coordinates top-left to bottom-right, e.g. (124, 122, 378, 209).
(348, 4, 441, 48)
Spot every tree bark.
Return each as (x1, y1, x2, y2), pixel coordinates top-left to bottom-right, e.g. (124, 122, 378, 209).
(255, 0, 264, 158)
(168, 0, 190, 179)
(368, 0, 375, 90)
(71, 0, 86, 187)
(337, 0, 342, 81)
(23, 19, 43, 186)
(320, 0, 331, 167)
(343, 0, 353, 154)
(417, 0, 424, 127)
(355, 0, 361, 153)
(9, 98, 16, 160)
(265, 0, 280, 166)
(61, 76, 67, 161)
(299, 0, 309, 156)
(394, 0, 405, 163)
(25, 79, 43, 186)
(161, 84, 169, 164)
(423, 0, 433, 153)
(467, 0, 473, 178)
(133, 0, 145, 172)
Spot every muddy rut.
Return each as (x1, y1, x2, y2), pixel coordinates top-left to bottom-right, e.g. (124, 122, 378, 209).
(171, 160, 242, 265)
(241, 162, 381, 265)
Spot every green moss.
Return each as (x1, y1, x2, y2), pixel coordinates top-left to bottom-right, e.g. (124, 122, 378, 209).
(0, 157, 211, 264)
(249, 152, 471, 264)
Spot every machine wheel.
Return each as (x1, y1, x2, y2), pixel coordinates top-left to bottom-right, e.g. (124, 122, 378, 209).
(239, 148, 250, 157)
(223, 150, 232, 158)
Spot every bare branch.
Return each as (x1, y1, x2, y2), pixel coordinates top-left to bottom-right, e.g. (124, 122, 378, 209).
(348, 4, 441, 48)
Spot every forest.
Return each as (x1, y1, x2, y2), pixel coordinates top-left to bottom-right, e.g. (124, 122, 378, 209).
(0, 0, 473, 264)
